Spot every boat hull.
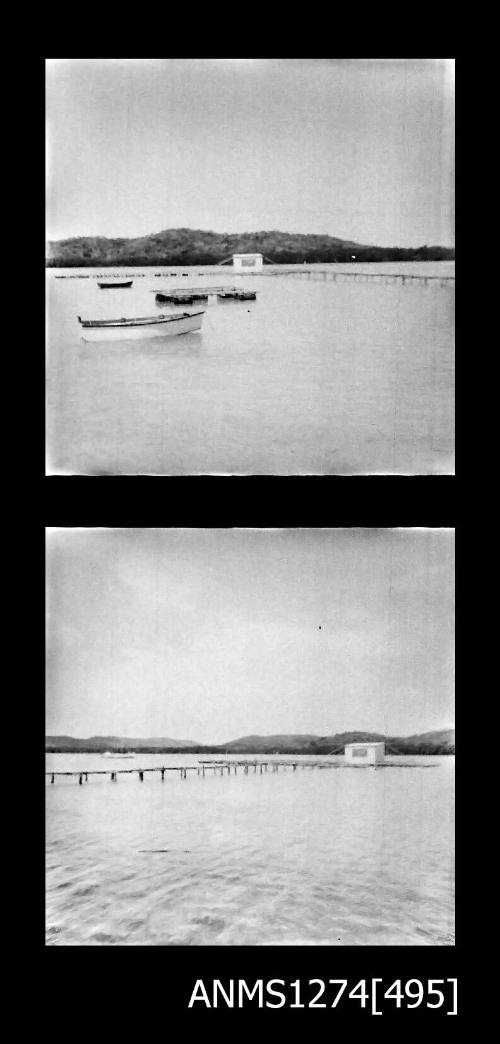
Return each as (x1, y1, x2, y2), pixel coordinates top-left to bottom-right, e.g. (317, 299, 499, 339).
(97, 281, 133, 289)
(80, 312, 204, 341)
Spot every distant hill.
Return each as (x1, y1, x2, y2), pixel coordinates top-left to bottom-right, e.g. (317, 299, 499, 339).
(220, 730, 454, 755)
(45, 735, 200, 752)
(46, 227, 455, 267)
(46, 729, 454, 755)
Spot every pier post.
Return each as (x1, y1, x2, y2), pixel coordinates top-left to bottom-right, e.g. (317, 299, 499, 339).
(139, 771, 144, 781)
(85, 773, 88, 781)
(111, 772, 116, 782)
(260, 764, 263, 773)
(161, 769, 165, 781)
(254, 763, 257, 772)
(202, 765, 205, 776)
(51, 774, 54, 784)
(293, 763, 297, 771)
(244, 764, 248, 774)
(79, 774, 83, 785)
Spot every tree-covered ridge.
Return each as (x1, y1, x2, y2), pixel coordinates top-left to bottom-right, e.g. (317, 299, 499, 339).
(46, 228, 455, 267)
(46, 729, 455, 755)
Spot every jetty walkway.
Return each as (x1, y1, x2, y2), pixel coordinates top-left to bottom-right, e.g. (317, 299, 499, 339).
(46, 752, 418, 785)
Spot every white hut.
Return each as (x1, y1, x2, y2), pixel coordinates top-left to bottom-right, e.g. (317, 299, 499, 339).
(344, 742, 385, 765)
(232, 253, 263, 271)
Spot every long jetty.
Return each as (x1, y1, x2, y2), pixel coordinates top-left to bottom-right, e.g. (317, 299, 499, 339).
(46, 759, 335, 785)
(46, 765, 199, 784)
(258, 268, 454, 287)
(53, 268, 453, 287)
(45, 753, 413, 785)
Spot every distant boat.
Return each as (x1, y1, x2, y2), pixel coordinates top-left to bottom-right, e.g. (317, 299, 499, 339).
(102, 751, 135, 758)
(97, 280, 133, 289)
(216, 290, 256, 301)
(77, 311, 205, 341)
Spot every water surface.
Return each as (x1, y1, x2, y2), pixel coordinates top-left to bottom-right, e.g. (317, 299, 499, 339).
(46, 753, 454, 946)
(46, 263, 454, 474)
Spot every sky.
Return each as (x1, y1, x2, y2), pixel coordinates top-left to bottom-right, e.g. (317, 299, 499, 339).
(46, 528, 454, 742)
(46, 58, 454, 247)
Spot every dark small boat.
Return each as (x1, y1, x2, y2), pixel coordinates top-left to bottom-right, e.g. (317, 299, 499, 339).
(97, 280, 133, 289)
(155, 292, 197, 304)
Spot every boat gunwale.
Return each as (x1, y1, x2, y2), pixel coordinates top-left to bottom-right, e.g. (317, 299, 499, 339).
(78, 311, 205, 329)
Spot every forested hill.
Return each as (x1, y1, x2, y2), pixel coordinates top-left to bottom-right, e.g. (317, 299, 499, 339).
(46, 228, 455, 267)
(46, 729, 455, 755)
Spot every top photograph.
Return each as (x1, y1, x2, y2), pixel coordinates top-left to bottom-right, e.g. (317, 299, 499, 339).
(46, 58, 455, 476)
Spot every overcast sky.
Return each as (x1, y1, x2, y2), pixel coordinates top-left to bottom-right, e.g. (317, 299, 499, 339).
(46, 529, 454, 742)
(46, 59, 454, 247)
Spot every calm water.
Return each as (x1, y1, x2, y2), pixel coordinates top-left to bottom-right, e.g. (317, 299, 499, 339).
(46, 263, 454, 474)
(46, 753, 454, 946)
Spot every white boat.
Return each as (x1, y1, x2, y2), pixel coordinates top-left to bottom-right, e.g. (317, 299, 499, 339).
(102, 751, 135, 758)
(78, 311, 204, 341)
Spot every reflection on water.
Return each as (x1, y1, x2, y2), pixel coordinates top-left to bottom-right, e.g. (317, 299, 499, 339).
(46, 753, 454, 946)
(46, 264, 454, 475)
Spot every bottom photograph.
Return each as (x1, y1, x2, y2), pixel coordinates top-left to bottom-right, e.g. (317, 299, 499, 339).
(46, 527, 455, 947)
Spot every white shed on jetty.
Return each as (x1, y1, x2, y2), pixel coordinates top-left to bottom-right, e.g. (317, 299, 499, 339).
(344, 742, 385, 765)
(232, 253, 263, 271)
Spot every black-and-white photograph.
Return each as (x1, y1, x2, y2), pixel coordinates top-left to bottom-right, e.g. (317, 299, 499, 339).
(46, 59, 454, 476)
(46, 527, 455, 947)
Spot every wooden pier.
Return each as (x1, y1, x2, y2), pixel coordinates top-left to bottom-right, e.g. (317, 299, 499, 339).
(46, 746, 430, 786)
(227, 267, 455, 288)
(252, 268, 454, 287)
(46, 757, 361, 785)
(46, 765, 199, 784)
